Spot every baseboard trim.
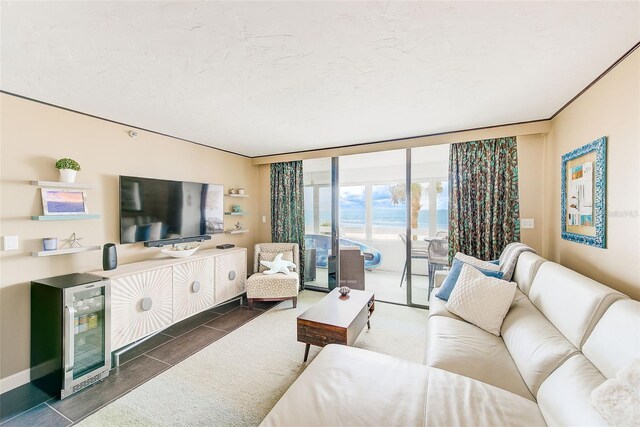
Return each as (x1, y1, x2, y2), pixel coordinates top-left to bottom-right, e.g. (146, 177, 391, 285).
(0, 369, 30, 394)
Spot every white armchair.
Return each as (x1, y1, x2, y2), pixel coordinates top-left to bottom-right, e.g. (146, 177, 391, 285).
(246, 243, 300, 309)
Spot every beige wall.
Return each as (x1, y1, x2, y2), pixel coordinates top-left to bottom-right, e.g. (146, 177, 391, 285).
(257, 164, 272, 244)
(517, 135, 546, 253)
(0, 94, 260, 387)
(544, 48, 640, 300)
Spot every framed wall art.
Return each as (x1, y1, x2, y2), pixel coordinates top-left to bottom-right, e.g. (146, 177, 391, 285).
(561, 136, 606, 248)
(41, 188, 89, 215)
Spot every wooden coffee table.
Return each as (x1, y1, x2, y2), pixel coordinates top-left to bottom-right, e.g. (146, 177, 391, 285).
(297, 288, 375, 362)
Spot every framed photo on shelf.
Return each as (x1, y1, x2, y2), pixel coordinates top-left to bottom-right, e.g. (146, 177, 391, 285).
(41, 188, 89, 215)
(561, 136, 606, 248)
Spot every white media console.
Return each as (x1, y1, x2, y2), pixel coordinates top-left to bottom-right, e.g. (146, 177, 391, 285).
(90, 247, 247, 352)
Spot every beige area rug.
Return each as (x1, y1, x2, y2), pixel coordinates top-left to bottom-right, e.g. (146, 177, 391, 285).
(80, 290, 428, 427)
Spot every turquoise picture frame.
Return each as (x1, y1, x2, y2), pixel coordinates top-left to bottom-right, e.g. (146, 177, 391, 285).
(561, 136, 606, 248)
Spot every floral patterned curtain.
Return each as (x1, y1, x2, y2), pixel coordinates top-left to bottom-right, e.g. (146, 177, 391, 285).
(271, 161, 305, 284)
(448, 137, 520, 261)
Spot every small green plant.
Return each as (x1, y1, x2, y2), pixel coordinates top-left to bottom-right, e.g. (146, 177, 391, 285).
(55, 158, 81, 171)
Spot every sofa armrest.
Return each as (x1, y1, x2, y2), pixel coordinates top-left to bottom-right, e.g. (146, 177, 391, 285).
(434, 271, 448, 288)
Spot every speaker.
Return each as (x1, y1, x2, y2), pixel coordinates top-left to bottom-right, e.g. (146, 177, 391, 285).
(102, 243, 117, 271)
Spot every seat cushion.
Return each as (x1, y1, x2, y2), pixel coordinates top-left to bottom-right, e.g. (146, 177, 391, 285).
(425, 316, 534, 400)
(528, 262, 626, 348)
(501, 296, 579, 397)
(426, 368, 547, 427)
(260, 345, 429, 427)
(511, 251, 546, 296)
(428, 287, 463, 321)
(537, 354, 607, 426)
(246, 272, 299, 299)
(582, 299, 640, 379)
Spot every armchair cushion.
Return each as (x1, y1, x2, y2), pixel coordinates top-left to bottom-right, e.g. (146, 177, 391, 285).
(246, 272, 299, 299)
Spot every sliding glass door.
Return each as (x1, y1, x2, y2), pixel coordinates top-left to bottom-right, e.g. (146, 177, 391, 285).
(303, 158, 332, 291)
(302, 146, 449, 308)
(338, 150, 408, 305)
(409, 145, 450, 306)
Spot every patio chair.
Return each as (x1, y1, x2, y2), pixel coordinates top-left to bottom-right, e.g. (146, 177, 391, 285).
(427, 238, 449, 295)
(399, 234, 429, 287)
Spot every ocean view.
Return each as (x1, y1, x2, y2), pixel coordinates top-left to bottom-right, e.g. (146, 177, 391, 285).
(307, 208, 449, 229)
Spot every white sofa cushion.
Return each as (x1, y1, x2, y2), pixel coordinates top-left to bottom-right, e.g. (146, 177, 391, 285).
(428, 287, 463, 321)
(528, 262, 626, 348)
(260, 344, 429, 427)
(426, 367, 546, 427)
(501, 296, 579, 397)
(511, 251, 546, 296)
(445, 264, 517, 336)
(582, 299, 640, 379)
(537, 354, 607, 427)
(425, 316, 534, 400)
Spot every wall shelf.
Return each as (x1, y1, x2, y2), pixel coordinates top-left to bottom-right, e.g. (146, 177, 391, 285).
(225, 229, 249, 234)
(32, 214, 101, 221)
(224, 212, 247, 216)
(31, 180, 95, 189)
(224, 194, 249, 198)
(32, 246, 101, 257)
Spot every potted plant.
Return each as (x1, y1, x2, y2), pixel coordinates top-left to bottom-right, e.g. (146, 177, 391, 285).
(55, 158, 81, 183)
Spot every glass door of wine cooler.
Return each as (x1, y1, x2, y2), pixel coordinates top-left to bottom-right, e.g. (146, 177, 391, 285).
(63, 281, 111, 397)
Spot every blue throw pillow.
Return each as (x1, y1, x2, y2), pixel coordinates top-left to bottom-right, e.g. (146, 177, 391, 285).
(435, 258, 504, 301)
(489, 259, 500, 265)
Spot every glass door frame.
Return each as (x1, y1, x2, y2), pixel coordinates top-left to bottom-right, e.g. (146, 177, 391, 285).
(302, 151, 429, 309)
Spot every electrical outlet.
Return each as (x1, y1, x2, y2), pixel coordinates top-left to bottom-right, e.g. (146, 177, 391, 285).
(521, 218, 535, 229)
(2, 236, 19, 251)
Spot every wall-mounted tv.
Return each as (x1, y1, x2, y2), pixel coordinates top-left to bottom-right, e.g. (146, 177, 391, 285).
(119, 176, 224, 244)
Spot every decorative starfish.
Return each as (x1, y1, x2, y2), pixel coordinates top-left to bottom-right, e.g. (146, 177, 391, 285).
(62, 233, 84, 248)
(260, 253, 297, 275)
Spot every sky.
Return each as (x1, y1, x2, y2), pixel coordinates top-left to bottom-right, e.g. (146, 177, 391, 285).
(338, 183, 448, 211)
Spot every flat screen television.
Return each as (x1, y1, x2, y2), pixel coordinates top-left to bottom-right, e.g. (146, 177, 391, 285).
(119, 176, 224, 244)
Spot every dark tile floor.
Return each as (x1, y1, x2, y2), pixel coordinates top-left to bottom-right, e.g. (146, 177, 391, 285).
(0, 299, 277, 426)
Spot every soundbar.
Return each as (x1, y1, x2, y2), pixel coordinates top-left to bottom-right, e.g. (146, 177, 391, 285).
(144, 235, 212, 247)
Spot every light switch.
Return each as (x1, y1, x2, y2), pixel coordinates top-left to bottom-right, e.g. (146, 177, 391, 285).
(2, 235, 19, 251)
(521, 218, 535, 229)
(262, 216, 266, 223)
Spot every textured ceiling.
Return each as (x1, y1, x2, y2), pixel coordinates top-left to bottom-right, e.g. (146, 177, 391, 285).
(1, 1, 638, 157)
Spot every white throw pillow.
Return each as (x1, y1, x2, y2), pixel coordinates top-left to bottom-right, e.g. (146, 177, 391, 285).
(445, 264, 516, 336)
(454, 252, 501, 272)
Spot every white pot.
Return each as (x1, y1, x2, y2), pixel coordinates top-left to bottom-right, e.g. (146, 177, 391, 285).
(59, 169, 77, 183)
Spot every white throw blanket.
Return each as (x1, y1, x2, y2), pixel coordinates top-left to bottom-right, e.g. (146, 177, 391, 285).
(591, 359, 640, 427)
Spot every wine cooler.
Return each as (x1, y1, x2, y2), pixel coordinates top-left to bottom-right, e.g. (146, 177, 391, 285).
(31, 273, 111, 399)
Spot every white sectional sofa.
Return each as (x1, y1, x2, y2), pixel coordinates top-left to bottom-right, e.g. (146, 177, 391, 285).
(261, 252, 639, 426)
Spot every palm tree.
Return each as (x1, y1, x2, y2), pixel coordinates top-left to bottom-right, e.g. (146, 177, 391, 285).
(389, 181, 444, 233)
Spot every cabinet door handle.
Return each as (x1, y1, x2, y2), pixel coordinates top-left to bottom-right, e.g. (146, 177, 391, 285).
(141, 297, 153, 311)
(228, 270, 236, 281)
(191, 280, 201, 293)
